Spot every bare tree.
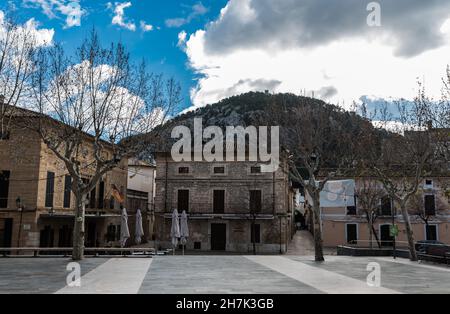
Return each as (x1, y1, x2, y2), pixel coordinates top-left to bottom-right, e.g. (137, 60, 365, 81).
(266, 97, 359, 261)
(365, 97, 435, 261)
(0, 10, 46, 140)
(28, 30, 181, 260)
(354, 177, 385, 249)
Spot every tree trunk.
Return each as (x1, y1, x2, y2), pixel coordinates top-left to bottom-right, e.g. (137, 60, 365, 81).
(312, 195, 324, 262)
(371, 225, 381, 248)
(72, 193, 86, 261)
(400, 203, 418, 261)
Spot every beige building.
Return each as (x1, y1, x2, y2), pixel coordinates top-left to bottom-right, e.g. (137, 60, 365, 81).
(0, 113, 128, 249)
(153, 153, 295, 253)
(305, 178, 450, 248)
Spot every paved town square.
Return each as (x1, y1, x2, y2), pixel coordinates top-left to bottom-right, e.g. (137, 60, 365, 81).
(0, 256, 448, 294)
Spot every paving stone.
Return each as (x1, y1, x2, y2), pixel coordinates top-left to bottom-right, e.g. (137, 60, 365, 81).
(0, 258, 108, 294)
(138, 256, 322, 294)
(288, 256, 450, 294)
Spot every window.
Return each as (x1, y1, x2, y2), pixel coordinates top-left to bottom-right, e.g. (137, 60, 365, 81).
(213, 166, 225, 174)
(424, 195, 436, 216)
(0, 131, 10, 140)
(63, 175, 71, 208)
(0, 170, 10, 208)
(424, 179, 433, 189)
(178, 190, 189, 212)
(250, 166, 261, 174)
(178, 167, 189, 174)
(109, 196, 115, 210)
(426, 225, 438, 241)
(346, 224, 358, 244)
(45, 172, 55, 208)
(127, 189, 148, 212)
(213, 190, 225, 213)
(251, 224, 261, 244)
(106, 224, 117, 242)
(380, 196, 392, 216)
(249, 190, 262, 213)
(346, 206, 357, 216)
(89, 186, 96, 209)
(98, 181, 105, 209)
(106, 224, 122, 242)
(194, 242, 201, 250)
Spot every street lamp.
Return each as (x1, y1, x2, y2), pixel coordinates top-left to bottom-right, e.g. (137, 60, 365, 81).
(16, 197, 24, 248)
(392, 202, 397, 260)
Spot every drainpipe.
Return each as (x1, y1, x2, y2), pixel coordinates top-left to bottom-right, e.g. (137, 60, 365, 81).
(164, 154, 168, 212)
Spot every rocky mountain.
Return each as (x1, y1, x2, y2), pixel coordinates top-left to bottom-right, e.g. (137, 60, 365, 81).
(144, 91, 382, 153)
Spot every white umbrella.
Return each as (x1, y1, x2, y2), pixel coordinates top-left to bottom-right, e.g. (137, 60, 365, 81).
(170, 209, 180, 254)
(135, 209, 144, 245)
(180, 210, 189, 255)
(120, 207, 130, 248)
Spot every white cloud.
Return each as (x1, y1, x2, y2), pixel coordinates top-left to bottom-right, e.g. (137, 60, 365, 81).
(184, 0, 450, 110)
(39, 61, 161, 137)
(0, 10, 55, 110)
(165, 2, 208, 28)
(140, 21, 153, 32)
(109, 2, 136, 31)
(177, 30, 187, 50)
(0, 10, 54, 48)
(22, 18, 55, 46)
(22, 0, 84, 28)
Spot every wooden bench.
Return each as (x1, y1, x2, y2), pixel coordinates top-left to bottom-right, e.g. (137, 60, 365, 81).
(0, 247, 156, 257)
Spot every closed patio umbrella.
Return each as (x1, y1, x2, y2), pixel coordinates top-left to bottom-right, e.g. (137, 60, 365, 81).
(120, 207, 130, 248)
(135, 209, 144, 245)
(180, 210, 189, 255)
(170, 209, 180, 254)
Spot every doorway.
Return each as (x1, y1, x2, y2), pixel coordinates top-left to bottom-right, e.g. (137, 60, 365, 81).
(0, 218, 13, 248)
(380, 225, 393, 247)
(346, 224, 358, 245)
(40, 225, 55, 247)
(426, 225, 438, 241)
(58, 225, 73, 247)
(211, 223, 226, 251)
(86, 222, 97, 247)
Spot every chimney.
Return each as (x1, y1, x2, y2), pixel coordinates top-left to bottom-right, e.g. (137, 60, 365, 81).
(427, 120, 433, 131)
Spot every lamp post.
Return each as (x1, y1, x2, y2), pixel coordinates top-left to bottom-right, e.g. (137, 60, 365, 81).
(392, 204, 397, 260)
(16, 197, 24, 248)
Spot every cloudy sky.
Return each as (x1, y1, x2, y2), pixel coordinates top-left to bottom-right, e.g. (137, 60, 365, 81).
(4, 0, 450, 112)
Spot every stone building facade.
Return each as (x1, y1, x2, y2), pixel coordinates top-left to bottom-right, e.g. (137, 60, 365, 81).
(0, 117, 128, 249)
(153, 153, 295, 253)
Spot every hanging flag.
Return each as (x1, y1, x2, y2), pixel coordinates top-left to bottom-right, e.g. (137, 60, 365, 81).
(111, 184, 125, 204)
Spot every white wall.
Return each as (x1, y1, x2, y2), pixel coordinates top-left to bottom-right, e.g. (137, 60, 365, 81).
(128, 165, 156, 207)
